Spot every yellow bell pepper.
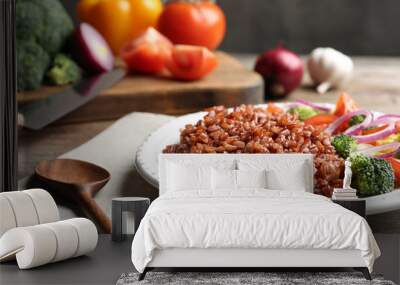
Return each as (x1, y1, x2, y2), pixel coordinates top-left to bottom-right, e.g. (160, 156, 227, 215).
(77, 0, 163, 55)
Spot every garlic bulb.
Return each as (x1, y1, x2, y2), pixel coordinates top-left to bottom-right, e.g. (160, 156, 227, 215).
(307, 47, 353, 94)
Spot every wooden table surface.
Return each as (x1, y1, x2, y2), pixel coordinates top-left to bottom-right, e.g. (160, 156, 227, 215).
(18, 54, 400, 233)
(18, 54, 400, 178)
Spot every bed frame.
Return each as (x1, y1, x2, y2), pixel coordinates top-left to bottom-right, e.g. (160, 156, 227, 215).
(139, 249, 371, 280)
(138, 154, 372, 281)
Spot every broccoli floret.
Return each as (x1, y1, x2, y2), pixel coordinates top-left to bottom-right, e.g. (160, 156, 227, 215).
(350, 153, 394, 197)
(47, 54, 82, 86)
(349, 114, 366, 127)
(16, 0, 73, 55)
(17, 40, 50, 91)
(16, 0, 74, 90)
(373, 159, 395, 193)
(332, 135, 357, 158)
(288, 106, 319, 121)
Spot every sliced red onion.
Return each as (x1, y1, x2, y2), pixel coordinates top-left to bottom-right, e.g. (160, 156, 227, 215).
(344, 111, 373, 135)
(325, 110, 371, 135)
(286, 103, 300, 110)
(357, 142, 400, 158)
(376, 150, 400, 159)
(295, 99, 332, 112)
(352, 122, 397, 143)
(368, 114, 400, 127)
(376, 114, 400, 120)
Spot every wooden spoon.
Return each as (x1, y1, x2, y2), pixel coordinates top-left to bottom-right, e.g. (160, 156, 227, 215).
(35, 159, 112, 233)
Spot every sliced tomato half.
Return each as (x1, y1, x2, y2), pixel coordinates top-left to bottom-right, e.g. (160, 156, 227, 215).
(386, 157, 400, 186)
(166, 45, 218, 81)
(266, 103, 284, 114)
(333, 92, 359, 116)
(120, 27, 172, 74)
(304, 114, 337, 126)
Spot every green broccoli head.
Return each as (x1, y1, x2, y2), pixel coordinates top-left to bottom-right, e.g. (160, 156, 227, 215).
(349, 114, 366, 127)
(17, 40, 50, 91)
(16, 0, 74, 90)
(288, 106, 319, 121)
(16, 0, 74, 55)
(47, 54, 82, 86)
(332, 134, 357, 158)
(350, 153, 394, 197)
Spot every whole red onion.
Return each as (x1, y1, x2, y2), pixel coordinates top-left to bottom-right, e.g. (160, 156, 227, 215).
(254, 45, 304, 99)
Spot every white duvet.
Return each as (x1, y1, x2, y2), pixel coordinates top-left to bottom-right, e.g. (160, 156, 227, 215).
(131, 190, 380, 273)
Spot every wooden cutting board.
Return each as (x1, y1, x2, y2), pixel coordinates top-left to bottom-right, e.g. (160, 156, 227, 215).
(17, 52, 263, 124)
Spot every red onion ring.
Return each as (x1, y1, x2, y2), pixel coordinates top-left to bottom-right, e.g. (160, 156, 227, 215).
(295, 99, 332, 112)
(357, 142, 400, 158)
(325, 110, 372, 135)
(376, 114, 400, 120)
(344, 111, 373, 136)
(352, 122, 397, 143)
(368, 114, 400, 127)
(286, 103, 300, 110)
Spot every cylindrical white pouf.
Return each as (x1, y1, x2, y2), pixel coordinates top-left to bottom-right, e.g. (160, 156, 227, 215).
(43, 221, 79, 262)
(0, 218, 98, 269)
(0, 226, 57, 269)
(64, 218, 98, 257)
(0, 196, 17, 237)
(1, 192, 39, 227)
(23, 189, 59, 224)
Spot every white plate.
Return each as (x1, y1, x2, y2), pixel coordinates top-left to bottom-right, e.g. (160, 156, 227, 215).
(135, 103, 400, 215)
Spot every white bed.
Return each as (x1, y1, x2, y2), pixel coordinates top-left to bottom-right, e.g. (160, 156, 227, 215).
(131, 154, 380, 280)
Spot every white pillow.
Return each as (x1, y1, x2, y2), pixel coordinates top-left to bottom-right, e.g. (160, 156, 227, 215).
(167, 162, 212, 192)
(238, 158, 311, 192)
(236, 169, 268, 189)
(266, 163, 307, 192)
(212, 168, 237, 190)
(212, 169, 268, 191)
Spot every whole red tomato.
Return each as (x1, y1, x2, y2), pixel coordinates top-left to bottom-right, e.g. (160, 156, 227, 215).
(158, 1, 226, 50)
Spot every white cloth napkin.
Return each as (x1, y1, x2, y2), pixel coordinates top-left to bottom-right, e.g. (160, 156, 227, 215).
(54, 112, 173, 221)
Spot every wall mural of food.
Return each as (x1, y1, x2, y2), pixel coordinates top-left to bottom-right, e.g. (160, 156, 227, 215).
(6, 0, 400, 283)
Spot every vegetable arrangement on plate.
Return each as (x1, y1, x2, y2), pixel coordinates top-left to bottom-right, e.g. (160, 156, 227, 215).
(288, 93, 400, 195)
(162, 92, 400, 198)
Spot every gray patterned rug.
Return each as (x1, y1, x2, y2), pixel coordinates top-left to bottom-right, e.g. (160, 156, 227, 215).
(116, 272, 396, 285)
